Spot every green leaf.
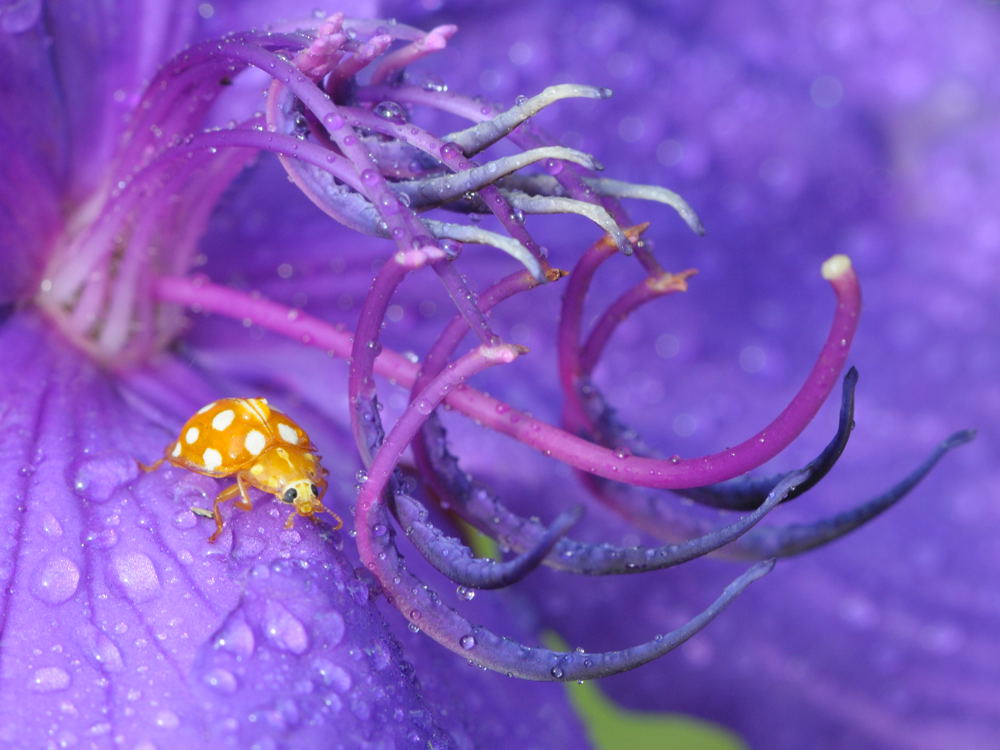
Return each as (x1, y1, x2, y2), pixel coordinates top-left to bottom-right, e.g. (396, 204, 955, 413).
(544, 632, 747, 750)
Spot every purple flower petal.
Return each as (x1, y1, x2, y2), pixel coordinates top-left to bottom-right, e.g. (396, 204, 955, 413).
(6, 0, 995, 746)
(0, 311, 587, 747)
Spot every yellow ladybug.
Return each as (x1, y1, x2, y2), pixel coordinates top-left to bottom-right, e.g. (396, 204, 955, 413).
(144, 398, 342, 541)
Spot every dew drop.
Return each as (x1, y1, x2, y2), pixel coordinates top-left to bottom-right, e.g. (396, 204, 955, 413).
(323, 113, 345, 130)
(456, 586, 476, 601)
(31, 555, 80, 604)
(550, 666, 565, 679)
(203, 667, 239, 693)
(30, 666, 70, 692)
(76, 627, 125, 672)
(459, 634, 476, 650)
(373, 100, 407, 123)
(154, 710, 180, 729)
(110, 552, 161, 602)
(40, 511, 63, 538)
(172, 509, 197, 529)
(263, 601, 309, 654)
(314, 659, 352, 692)
(215, 618, 255, 658)
(88, 529, 118, 549)
(73, 453, 139, 502)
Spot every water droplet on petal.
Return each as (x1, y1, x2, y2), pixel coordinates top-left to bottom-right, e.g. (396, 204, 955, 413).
(264, 601, 309, 654)
(459, 635, 476, 650)
(40, 512, 63, 538)
(550, 665, 565, 679)
(154, 710, 180, 729)
(215, 618, 255, 658)
(203, 668, 239, 693)
(73, 453, 139, 503)
(29, 666, 70, 692)
(172, 509, 197, 529)
(314, 659, 351, 692)
(31, 555, 80, 604)
(110, 552, 161, 602)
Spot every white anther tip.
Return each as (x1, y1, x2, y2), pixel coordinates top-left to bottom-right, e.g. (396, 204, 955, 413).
(821, 254, 852, 281)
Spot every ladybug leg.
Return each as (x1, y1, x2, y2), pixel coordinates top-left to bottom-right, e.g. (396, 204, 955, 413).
(235, 474, 253, 511)
(317, 503, 344, 531)
(138, 457, 164, 473)
(208, 484, 241, 543)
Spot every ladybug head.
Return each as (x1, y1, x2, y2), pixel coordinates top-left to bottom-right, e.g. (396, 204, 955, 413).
(280, 478, 324, 511)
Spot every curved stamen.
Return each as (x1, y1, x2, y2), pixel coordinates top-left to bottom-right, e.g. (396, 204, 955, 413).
(579, 268, 697, 376)
(356, 343, 775, 679)
(558, 229, 642, 432)
(403, 267, 795, 574)
(722, 429, 975, 559)
(582, 177, 706, 236)
(497, 174, 705, 237)
(422, 221, 541, 280)
(501, 193, 630, 253)
(369, 24, 457, 85)
(442, 84, 611, 155)
(673, 368, 858, 510)
(272, 97, 551, 274)
(393, 147, 602, 206)
(418, 412, 802, 574)
(589, 428, 976, 562)
(571, 260, 856, 511)
(392, 493, 584, 589)
(357, 82, 699, 253)
(328, 33, 393, 93)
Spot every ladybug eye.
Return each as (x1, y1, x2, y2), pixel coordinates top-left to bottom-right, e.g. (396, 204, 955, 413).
(310, 484, 321, 498)
(282, 488, 298, 503)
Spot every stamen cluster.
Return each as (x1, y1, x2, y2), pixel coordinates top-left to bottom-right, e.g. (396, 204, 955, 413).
(43, 14, 972, 680)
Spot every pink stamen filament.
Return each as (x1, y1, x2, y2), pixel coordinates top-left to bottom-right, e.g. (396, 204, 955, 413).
(580, 269, 697, 375)
(155, 254, 860, 490)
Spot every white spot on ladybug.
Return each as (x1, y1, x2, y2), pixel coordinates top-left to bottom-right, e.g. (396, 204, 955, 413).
(185, 427, 200, 444)
(202, 448, 223, 470)
(277, 423, 299, 445)
(196, 401, 216, 415)
(212, 409, 235, 431)
(245, 430, 266, 456)
(172, 442, 182, 458)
